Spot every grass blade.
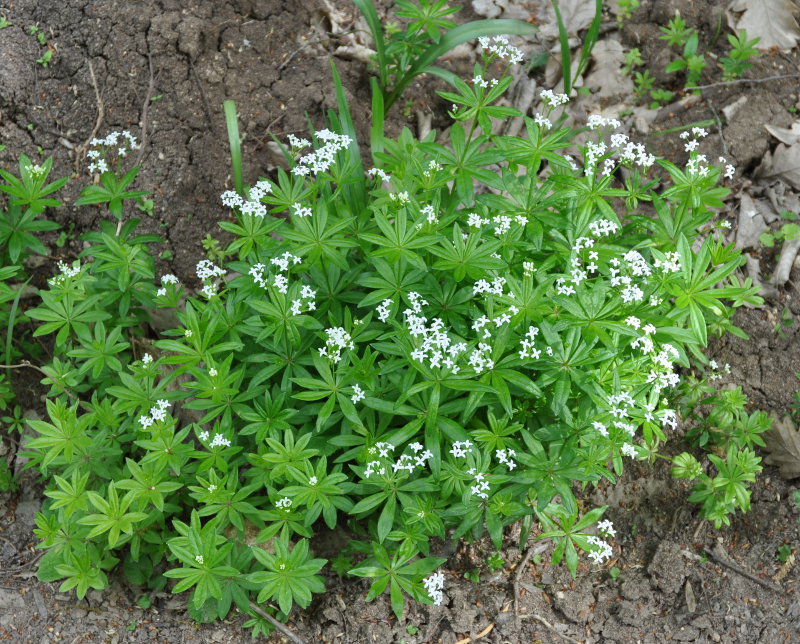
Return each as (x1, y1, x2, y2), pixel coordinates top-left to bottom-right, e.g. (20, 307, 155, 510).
(550, 0, 572, 95)
(573, 0, 603, 85)
(386, 19, 537, 112)
(5, 274, 28, 367)
(352, 0, 387, 89)
(223, 100, 244, 197)
(370, 77, 385, 160)
(330, 60, 366, 209)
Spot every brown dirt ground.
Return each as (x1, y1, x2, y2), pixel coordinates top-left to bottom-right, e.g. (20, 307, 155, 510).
(1, 0, 800, 642)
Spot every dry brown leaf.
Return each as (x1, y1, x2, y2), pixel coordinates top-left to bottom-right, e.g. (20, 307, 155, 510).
(728, 0, 800, 50)
(583, 39, 633, 98)
(765, 122, 800, 146)
(763, 414, 800, 479)
(757, 143, 800, 190)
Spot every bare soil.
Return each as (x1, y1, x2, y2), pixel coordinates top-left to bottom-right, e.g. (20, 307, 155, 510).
(2, 0, 800, 642)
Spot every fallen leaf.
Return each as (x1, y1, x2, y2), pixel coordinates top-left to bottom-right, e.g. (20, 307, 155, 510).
(471, 0, 530, 20)
(728, 0, 800, 50)
(757, 143, 800, 190)
(539, 0, 598, 40)
(735, 193, 769, 249)
(583, 39, 633, 98)
(764, 121, 800, 146)
(763, 414, 800, 479)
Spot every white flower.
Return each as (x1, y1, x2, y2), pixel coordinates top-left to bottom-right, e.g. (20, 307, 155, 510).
(209, 434, 231, 448)
(351, 384, 365, 404)
(195, 555, 204, 565)
(423, 571, 445, 606)
(597, 519, 615, 537)
(142, 353, 153, 365)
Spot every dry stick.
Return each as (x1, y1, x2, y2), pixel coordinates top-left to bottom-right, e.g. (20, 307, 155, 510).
(74, 60, 105, 175)
(188, 57, 215, 133)
(453, 621, 495, 644)
(706, 100, 729, 158)
(0, 550, 46, 575)
(522, 614, 585, 644)
(0, 361, 89, 411)
(512, 545, 536, 615)
(247, 602, 306, 644)
(135, 50, 156, 167)
(705, 543, 785, 594)
(686, 72, 800, 91)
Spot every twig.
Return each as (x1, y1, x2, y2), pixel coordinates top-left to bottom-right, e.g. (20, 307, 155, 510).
(0, 360, 89, 410)
(686, 73, 800, 91)
(247, 602, 306, 644)
(522, 614, 585, 644)
(188, 57, 214, 132)
(513, 545, 536, 615)
(454, 621, 494, 644)
(705, 543, 785, 594)
(136, 49, 157, 167)
(706, 100, 728, 158)
(74, 60, 105, 175)
(0, 550, 45, 575)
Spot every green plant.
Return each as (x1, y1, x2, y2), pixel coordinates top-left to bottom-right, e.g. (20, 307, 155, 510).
(777, 543, 793, 563)
(649, 88, 674, 109)
(463, 568, 480, 583)
(136, 198, 155, 217)
(659, 13, 693, 48)
(673, 365, 771, 528)
(73, 132, 148, 220)
(665, 32, 706, 89)
(608, 565, 621, 580)
(486, 551, 504, 571)
(721, 29, 760, 81)
(353, 0, 536, 115)
(773, 306, 793, 338)
(633, 70, 654, 97)
(622, 48, 643, 76)
(36, 50, 52, 67)
(760, 222, 800, 248)
(11, 31, 765, 636)
(0, 16, 11, 29)
(616, 0, 640, 22)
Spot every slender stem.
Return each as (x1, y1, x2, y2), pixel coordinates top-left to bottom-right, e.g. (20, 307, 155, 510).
(247, 602, 306, 644)
(0, 360, 91, 411)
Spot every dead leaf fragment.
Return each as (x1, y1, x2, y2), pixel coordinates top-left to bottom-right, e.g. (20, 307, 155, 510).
(583, 39, 633, 98)
(728, 0, 800, 50)
(764, 121, 800, 146)
(757, 143, 800, 190)
(763, 414, 800, 479)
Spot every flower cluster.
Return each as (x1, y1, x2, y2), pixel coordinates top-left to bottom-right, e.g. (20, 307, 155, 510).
(196, 260, 226, 298)
(291, 129, 353, 177)
(423, 571, 445, 606)
(586, 535, 614, 564)
(586, 519, 616, 564)
(156, 273, 180, 297)
(319, 327, 354, 363)
(85, 130, 139, 174)
(249, 252, 302, 295)
(477, 35, 524, 65)
(138, 399, 171, 430)
(466, 468, 490, 499)
(197, 429, 232, 448)
(220, 180, 272, 217)
(449, 440, 473, 458)
(48, 260, 82, 286)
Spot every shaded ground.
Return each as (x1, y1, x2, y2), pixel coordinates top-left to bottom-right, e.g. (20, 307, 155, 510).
(1, 0, 800, 642)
